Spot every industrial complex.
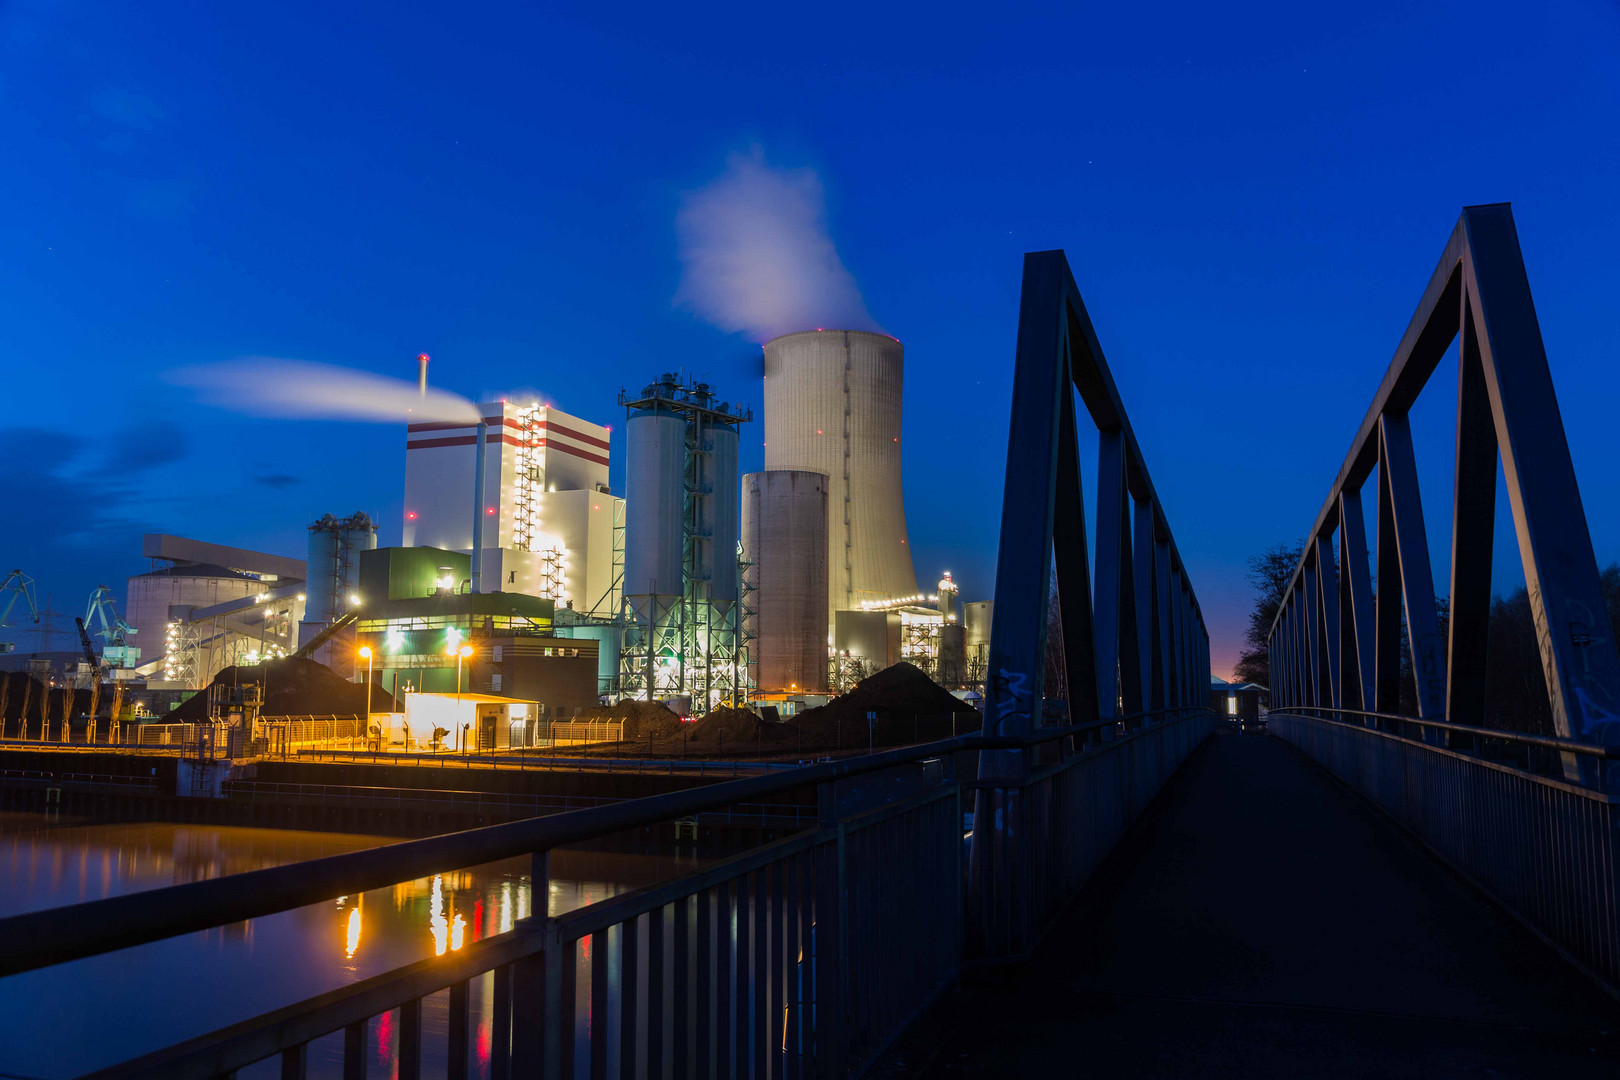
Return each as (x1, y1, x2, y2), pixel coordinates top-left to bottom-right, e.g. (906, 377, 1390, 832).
(0, 328, 992, 742)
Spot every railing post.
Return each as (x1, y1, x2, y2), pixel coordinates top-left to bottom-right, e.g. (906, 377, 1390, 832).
(510, 850, 550, 1076)
(814, 781, 847, 1078)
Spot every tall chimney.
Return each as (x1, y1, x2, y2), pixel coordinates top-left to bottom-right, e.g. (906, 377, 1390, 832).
(471, 419, 487, 594)
(417, 353, 429, 397)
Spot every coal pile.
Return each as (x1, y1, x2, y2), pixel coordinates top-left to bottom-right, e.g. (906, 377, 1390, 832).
(792, 662, 980, 749)
(168, 658, 399, 721)
(687, 705, 794, 747)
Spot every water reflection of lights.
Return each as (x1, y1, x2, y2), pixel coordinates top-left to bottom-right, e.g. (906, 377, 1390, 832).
(2, 822, 707, 1080)
(345, 904, 362, 959)
(431, 875, 448, 955)
(430, 874, 468, 956)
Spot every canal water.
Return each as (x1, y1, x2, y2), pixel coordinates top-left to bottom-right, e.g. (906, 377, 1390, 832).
(0, 811, 705, 1079)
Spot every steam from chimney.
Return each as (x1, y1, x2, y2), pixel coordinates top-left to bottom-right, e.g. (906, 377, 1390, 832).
(676, 149, 881, 342)
(170, 358, 482, 425)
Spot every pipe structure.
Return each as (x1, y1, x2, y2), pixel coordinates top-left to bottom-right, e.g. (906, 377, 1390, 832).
(417, 353, 429, 397)
(471, 420, 486, 594)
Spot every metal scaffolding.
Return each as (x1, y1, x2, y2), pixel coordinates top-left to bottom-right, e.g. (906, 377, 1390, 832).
(616, 376, 754, 710)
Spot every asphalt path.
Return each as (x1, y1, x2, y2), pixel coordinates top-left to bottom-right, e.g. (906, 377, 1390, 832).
(878, 730, 1620, 1078)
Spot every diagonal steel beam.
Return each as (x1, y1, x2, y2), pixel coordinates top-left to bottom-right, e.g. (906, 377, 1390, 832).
(1462, 206, 1620, 756)
(1379, 413, 1446, 720)
(1339, 489, 1377, 713)
(1315, 534, 1342, 708)
(1446, 291, 1498, 730)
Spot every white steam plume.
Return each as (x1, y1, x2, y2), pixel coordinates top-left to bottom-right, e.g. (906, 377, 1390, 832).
(169, 358, 481, 425)
(676, 150, 881, 342)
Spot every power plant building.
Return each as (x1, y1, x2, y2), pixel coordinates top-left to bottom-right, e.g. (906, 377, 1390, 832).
(762, 330, 918, 628)
(402, 401, 622, 615)
(127, 534, 309, 689)
(742, 470, 829, 693)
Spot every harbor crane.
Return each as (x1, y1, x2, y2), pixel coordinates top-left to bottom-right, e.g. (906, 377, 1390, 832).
(84, 586, 138, 668)
(0, 569, 40, 654)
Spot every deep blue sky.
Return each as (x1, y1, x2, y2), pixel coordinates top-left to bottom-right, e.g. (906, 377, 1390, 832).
(2, 1, 1618, 676)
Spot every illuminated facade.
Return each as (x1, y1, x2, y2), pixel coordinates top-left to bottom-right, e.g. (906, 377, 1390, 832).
(402, 400, 621, 613)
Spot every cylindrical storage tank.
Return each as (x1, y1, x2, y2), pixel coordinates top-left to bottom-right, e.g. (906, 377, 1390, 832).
(742, 470, 830, 693)
(623, 405, 686, 601)
(706, 423, 740, 603)
(339, 513, 378, 604)
(304, 517, 343, 624)
(763, 330, 916, 628)
(125, 566, 264, 653)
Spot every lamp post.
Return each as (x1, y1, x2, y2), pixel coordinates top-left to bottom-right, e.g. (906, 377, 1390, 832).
(448, 643, 473, 752)
(358, 646, 373, 749)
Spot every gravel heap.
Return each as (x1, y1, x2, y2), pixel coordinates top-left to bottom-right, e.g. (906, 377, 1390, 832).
(792, 662, 980, 748)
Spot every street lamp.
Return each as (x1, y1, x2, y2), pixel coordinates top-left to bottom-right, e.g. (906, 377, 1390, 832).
(358, 646, 373, 745)
(447, 643, 473, 752)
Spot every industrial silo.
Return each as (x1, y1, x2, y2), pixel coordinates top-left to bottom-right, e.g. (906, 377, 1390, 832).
(619, 374, 752, 707)
(622, 380, 686, 608)
(297, 513, 377, 657)
(763, 330, 917, 627)
(703, 410, 741, 602)
(303, 516, 345, 625)
(339, 513, 378, 596)
(742, 470, 830, 692)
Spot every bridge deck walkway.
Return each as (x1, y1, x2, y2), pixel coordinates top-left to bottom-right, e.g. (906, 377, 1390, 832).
(883, 729, 1620, 1078)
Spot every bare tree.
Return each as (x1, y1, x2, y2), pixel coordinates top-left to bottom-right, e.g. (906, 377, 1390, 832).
(1233, 541, 1304, 690)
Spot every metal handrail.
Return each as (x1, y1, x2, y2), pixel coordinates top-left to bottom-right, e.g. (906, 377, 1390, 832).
(0, 705, 1205, 979)
(1271, 706, 1620, 759)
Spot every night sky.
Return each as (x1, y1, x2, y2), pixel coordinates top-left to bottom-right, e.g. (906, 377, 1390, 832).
(2, 1, 1618, 677)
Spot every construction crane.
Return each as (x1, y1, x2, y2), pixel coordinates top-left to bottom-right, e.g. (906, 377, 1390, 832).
(84, 586, 139, 668)
(0, 569, 40, 654)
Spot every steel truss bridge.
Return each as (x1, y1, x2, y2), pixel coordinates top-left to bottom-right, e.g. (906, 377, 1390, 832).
(3, 203, 1620, 1077)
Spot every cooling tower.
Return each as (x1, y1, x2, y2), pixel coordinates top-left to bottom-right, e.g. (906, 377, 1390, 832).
(743, 470, 830, 692)
(763, 329, 917, 626)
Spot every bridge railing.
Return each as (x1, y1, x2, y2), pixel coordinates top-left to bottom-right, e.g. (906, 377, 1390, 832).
(0, 707, 1211, 1080)
(1271, 708, 1620, 992)
(1265, 204, 1620, 788)
(968, 707, 1215, 959)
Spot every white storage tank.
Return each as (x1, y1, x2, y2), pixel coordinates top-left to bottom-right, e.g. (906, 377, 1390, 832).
(303, 519, 344, 624)
(763, 330, 917, 627)
(339, 513, 378, 597)
(125, 565, 264, 649)
(743, 470, 830, 693)
(623, 385, 686, 603)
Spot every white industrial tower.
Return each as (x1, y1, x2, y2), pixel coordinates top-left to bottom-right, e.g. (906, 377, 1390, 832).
(762, 329, 918, 629)
(402, 401, 621, 613)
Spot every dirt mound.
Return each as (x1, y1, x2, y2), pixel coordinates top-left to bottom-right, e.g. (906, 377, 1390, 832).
(575, 698, 684, 739)
(792, 662, 980, 749)
(168, 657, 399, 722)
(686, 705, 795, 746)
